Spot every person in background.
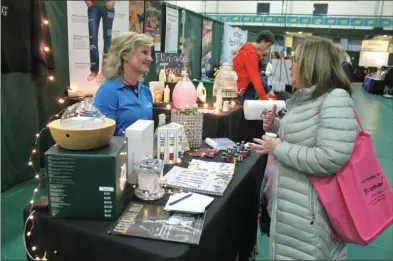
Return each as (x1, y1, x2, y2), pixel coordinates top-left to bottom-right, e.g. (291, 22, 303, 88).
(265, 51, 281, 85)
(252, 37, 358, 260)
(259, 57, 275, 99)
(335, 44, 356, 82)
(94, 32, 153, 136)
(233, 30, 275, 103)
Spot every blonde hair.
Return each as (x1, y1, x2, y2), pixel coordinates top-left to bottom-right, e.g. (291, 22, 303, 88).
(103, 32, 153, 80)
(334, 44, 351, 64)
(298, 37, 351, 99)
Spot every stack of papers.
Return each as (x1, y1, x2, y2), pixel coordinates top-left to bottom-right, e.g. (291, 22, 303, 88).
(164, 192, 214, 214)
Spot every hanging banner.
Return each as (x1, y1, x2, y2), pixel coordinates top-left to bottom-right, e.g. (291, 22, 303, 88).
(164, 6, 179, 53)
(67, 1, 129, 96)
(129, 1, 144, 33)
(221, 23, 248, 64)
(201, 19, 213, 79)
(144, 1, 162, 52)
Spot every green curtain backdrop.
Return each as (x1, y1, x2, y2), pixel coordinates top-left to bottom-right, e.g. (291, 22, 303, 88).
(184, 11, 202, 80)
(212, 21, 224, 66)
(1, 2, 220, 191)
(1, 2, 69, 191)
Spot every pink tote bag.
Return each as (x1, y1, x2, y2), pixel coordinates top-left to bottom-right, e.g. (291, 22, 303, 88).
(309, 110, 393, 246)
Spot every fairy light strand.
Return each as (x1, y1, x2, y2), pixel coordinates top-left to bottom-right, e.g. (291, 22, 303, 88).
(24, 13, 127, 257)
(24, 95, 128, 260)
(23, 10, 62, 260)
(23, 107, 67, 261)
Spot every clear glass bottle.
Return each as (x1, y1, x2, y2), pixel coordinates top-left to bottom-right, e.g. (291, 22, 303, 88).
(134, 159, 165, 201)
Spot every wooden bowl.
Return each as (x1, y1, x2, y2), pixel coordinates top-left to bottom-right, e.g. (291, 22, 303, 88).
(48, 118, 116, 150)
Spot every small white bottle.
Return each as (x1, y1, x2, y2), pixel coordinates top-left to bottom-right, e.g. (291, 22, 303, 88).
(159, 69, 166, 82)
(168, 133, 175, 164)
(153, 114, 166, 158)
(164, 85, 170, 102)
(196, 82, 207, 103)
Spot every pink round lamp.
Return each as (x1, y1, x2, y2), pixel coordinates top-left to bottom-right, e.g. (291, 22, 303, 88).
(172, 71, 197, 109)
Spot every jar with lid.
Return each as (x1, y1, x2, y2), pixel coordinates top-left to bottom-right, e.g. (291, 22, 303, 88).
(134, 159, 165, 200)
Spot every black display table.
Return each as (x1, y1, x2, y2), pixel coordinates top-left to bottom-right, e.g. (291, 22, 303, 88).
(153, 104, 244, 142)
(24, 152, 268, 261)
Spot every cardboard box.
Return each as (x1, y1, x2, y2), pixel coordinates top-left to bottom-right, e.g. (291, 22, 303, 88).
(125, 120, 154, 184)
(45, 136, 127, 221)
(157, 123, 183, 165)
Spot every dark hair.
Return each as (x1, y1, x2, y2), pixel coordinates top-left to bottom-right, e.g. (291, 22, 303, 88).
(271, 51, 281, 59)
(256, 30, 275, 44)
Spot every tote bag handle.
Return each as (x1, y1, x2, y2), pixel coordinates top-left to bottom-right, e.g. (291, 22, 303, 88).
(353, 109, 364, 132)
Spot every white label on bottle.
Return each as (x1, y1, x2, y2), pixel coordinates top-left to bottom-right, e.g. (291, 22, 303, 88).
(99, 187, 114, 192)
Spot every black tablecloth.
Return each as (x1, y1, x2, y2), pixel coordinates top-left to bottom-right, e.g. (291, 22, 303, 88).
(24, 153, 268, 261)
(153, 105, 243, 142)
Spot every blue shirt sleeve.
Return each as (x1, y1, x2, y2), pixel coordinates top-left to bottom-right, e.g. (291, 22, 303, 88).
(94, 84, 118, 122)
(145, 85, 153, 103)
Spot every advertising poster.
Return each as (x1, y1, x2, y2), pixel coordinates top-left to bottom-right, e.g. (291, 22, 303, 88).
(201, 19, 213, 79)
(164, 6, 179, 53)
(129, 1, 144, 33)
(144, 0, 162, 52)
(67, 1, 129, 96)
(221, 23, 247, 64)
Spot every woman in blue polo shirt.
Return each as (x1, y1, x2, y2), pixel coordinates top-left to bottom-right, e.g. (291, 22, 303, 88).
(94, 32, 153, 136)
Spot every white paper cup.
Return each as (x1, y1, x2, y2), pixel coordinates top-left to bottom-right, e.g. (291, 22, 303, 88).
(264, 132, 277, 140)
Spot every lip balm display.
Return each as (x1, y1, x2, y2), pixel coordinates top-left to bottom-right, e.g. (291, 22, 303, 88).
(134, 159, 165, 201)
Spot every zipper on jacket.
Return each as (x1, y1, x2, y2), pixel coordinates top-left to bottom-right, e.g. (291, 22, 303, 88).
(270, 163, 279, 259)
(309, 184, 315, 225)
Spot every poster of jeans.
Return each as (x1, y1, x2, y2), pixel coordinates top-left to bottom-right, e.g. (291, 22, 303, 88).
(201, 19, 213, 79)
(129, 1, 144, 33)
(67, 1, 129, 96)
(221, 23, 247, 64)
(144, 0, 162, 52)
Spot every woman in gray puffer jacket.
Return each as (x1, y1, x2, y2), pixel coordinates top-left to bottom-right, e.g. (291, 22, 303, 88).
(252, 37, 359, 260)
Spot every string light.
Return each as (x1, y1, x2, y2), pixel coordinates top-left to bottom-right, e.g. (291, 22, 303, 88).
(23, 87, 129, 260)
(23, 10, 130, 256)
(23, 107, 66, 261)
(23, 11, 60, 260)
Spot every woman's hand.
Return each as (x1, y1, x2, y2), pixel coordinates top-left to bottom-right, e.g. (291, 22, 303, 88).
(251, 137, 280, 154)
(267, 91, 276, 99)
(261, 104, 277, 129)
(105, 1, 115, 8)
(85, 1, 93, 7)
